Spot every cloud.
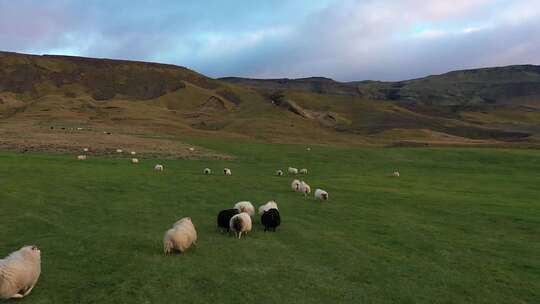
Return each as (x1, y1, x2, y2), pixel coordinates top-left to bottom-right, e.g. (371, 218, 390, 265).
(0, 0, 539, 81)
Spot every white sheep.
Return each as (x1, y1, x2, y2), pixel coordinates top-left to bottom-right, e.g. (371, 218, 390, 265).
(393, 171, 400, 177)
(0, 245, 41, 299)
(130, 151, 136, 155)
(229, 212, 252, 239)
(258, 201, 278, 215)
(233, 201, 255, 217)
(276, 170, 283, 176)
(163, 217, 198, 254)
(154, 164, 164, 171)
(188, 147, 195, 152)
(299, 181, 311, 198)
(291, 179, 301, 192)
(299, 168, 308, 174)
(77, 155, 87, 160)
(224, 168, 232, 176)
(131, 158, 139, 164)
(203, 168, 212, 175)
(314, 189, 329, 201)
(306, 147, 311, 151)
(116, 149, 123, 153)
(82, 148, 89, 152)
(288, 167, 299, 175)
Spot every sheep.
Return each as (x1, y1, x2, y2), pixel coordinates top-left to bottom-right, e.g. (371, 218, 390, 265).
(258, 201, 278, 215)
(291, 179, 301, 192)
(261, 208, 281, 232)
(299, 168, 308, 175)
(203, 168, 212, 175)
(116, 149, 123, 153)
(306, 147, 311, 151)
(299, 181, 311, 198)
(224, 168, 232, 176)
(0, 245, 41, 299)
(393, 170, 400, 177)
(163, 217, 197, 254)
(76, 127, 83, 131)
(188, 147, 195, 152)
(288, 167, 298, 175)
(82, 148, 89, 152)
(276, 170, 284, 176)
(314, 189, 329, 201)
(233, 201, 255, 217)
(130, 151, 136, 155)
(154, 164, 164, 171)
(131, 158, 139, 164)
(77, 155, 87, 160)
(217, 209, 239, 232)
(229, 212, 252, 239)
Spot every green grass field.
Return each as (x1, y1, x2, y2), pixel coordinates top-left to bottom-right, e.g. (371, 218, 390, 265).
(1, 143, 539, 303)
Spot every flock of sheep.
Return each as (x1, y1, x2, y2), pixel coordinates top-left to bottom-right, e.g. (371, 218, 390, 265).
(2, 147, 404, 300)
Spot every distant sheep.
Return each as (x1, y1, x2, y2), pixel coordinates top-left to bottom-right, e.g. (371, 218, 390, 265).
(77, 155, 87, 160)
(229, 212, 252, 239)
(131, 158, 139, 164)
(163, 217, 197, 254)
(204, 168, 212, 175)
(291, 179, 301, 192)
(234, 201, 255, 217)
(0, 245, 41, 299)
(276, 170, 283, 176)
(300, 181, 311, 197)
(188, 147, 195, 152)
(130, 151, 136, 155)
(393, 171, 400, 177)
(83, 148, 89, 152)
(154, 164, 164, 171)
(306, 147, 311, 151)
(314, 189, 329, 201)
(217, 209, 239, 232)
(288, 167, 298, 175)
(258, 200, 278, 215)
(261, 208, 281, 232)
(224, 168, 232, 176)
(299, 168, 308, 174)
(116, 149, 123, 153)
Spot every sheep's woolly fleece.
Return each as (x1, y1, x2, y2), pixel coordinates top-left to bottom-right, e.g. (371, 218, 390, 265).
(0, 246, 41, 299)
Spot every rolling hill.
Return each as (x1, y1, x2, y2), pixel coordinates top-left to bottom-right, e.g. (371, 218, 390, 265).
(1, 51, 539, 155)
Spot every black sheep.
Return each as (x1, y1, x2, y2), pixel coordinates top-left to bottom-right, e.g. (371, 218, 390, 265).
(217, 208, 239, 232)
(261, 208, 281, 232)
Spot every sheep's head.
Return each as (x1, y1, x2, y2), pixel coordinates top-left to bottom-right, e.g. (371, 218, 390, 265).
(21, 245, 41, 259)
(322, 193, 328, 200)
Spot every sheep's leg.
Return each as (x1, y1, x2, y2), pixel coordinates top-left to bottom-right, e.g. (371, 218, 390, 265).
(22, 284, 35, 297)
(238, 231, 242, 239)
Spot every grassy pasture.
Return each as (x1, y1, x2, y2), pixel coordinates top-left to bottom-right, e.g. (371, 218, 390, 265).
(0, 143, 539, 303)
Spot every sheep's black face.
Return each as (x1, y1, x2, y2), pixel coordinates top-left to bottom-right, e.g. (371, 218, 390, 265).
(322, 193, 328, 200)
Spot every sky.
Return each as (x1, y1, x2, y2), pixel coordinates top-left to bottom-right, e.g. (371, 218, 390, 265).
(0, 0, 539, 81)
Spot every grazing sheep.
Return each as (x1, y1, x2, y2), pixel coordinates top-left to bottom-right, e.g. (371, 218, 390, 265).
(217, 209, 239, 232)
(204, 168, 212, 175)
(83, 148, 89, 152)
(276, 170, 283, 176)
(258, 201, 279, 215)
(299, 168, 308, 175)
(291, 179, 301, 192)
(130, 151, 136, 155)
(229, 212, 252, 239)
(224, 168, 232, 176)
(299, 181, 311, 197)
(0, 245, 41, 299)
(116, 149, 123, 153)
(131, 158, 139, 164)
(233, 201, 255, 217)
(314, 189, 329, 201)
(77, 155, 87, 160)
(261, 208, 281, 232)
(306, 147, 311, 151)
(288, 167, 299, 175)
(188, 147, 195, 152)
(154, 164, 164, 171)
(163, 217, 197, 254)
(393, 171, 400, 177)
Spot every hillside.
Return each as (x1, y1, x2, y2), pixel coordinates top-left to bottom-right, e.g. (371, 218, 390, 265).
(1, 51, 539, 154)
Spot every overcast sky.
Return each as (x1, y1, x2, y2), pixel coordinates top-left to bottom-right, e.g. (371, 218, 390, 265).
(1, 0, 539, 81)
